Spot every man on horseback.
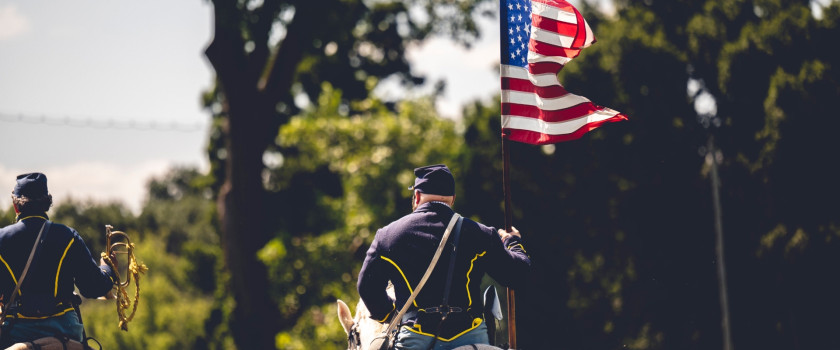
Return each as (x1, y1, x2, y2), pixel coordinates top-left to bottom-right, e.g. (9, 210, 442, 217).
(357, 164, 531, 349)
(0, 173, 117, 347)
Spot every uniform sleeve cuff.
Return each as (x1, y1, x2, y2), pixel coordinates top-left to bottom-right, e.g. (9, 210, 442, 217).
(504, 236, 527, 253)
(374, 303, 396, 323)
(100, 264, 117, 284)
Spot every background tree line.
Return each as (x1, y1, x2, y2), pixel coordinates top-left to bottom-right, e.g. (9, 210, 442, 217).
(2, 0, 838, 348)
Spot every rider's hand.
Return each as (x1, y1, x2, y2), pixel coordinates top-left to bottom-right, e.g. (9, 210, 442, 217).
(498, 226, 521, 241)
(101, 251, 118, 270)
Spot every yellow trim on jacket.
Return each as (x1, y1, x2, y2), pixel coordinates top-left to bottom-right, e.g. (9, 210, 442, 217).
(10, 306, 75, 320)
(375, 303, 396, 323)
(465, 251, 486, 306)
(380, 256, 418, 307)
(55, 238, 75, 297)
(16, 216, 47, 223)
(403, 318, 484, 341)
(0, 254, 19, 293)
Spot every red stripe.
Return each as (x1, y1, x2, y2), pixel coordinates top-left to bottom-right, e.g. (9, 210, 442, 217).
(501, 100, 603, 123)
(531, 13, 579, 38)
(503, 114, 628, 145)
(527, 61, 564, 75)
(502, 77, 568, 98)
(570, 8, 587, 48)
(529, 40, 582, 59)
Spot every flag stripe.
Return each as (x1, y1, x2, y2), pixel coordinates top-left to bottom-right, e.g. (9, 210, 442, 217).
(502, 77, 569, 98)
(531, 0, 578, 25)
(529, 39, 583, 59)
(531, 14, 579, 39)
(530, 27, 576, 50)
(504, 114, 628, 145)
(501, 64, 561, 86)
(502, 100, 606, 122)
(502, 90, 590, 112)
(528, 53, 574, 69)
(503, 110, 621, 135)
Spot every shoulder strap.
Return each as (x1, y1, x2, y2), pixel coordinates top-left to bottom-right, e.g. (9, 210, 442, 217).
(381, 213, 462, 337)
(440, 216, 464, 308)
(0, 220, 52, 322)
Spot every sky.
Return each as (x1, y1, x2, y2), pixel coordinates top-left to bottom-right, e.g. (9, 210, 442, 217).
(0, 1, 612, 213)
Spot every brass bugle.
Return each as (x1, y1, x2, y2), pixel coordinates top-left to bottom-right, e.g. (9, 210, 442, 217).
(105, 224, 133, 288)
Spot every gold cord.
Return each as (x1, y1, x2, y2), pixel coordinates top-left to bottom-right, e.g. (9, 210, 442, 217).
(101, 225, 148, 331)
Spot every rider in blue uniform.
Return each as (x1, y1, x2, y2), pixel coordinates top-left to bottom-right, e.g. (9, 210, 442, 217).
(0, 173, 116, 346)
(358, 164, 531, 349)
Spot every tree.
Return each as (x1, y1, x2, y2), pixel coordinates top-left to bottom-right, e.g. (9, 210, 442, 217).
(201, 0, 492, 347)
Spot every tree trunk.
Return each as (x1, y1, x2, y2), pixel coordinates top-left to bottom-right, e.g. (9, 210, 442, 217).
(216, 94, 281, 349)
(204, 1, 325, 347)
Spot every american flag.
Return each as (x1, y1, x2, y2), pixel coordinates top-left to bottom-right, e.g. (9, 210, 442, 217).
(501, 0, 628, 145)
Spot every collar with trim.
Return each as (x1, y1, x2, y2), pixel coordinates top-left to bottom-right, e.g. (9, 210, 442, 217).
(413, 201, 454, 214)
(16, 213, 49, 222)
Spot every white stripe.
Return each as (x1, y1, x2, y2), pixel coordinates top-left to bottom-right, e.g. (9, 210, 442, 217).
(531, 27, 575, 49)
(501, 90, 590, 110)
(531, 1, 577, 24)
(500, 65, 561, 87)
(583, 20, 595, 48)
(527, 51, 573, 66)
(501, 109, 620, 135)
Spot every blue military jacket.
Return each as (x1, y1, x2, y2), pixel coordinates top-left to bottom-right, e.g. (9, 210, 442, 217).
(357, 202, 530, 339)
(0, 214, 116, 319)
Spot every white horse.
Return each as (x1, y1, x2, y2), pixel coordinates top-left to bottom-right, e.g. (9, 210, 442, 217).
(337, 286, 504, 350)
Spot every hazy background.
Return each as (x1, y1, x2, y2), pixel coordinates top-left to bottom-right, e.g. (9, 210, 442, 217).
(0, 0, 506, 212)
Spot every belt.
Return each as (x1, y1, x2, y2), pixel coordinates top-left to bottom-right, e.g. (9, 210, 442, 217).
(401, 306, 483, 323)
(5, 295, 80, 319)
(400, 307, 485, 340)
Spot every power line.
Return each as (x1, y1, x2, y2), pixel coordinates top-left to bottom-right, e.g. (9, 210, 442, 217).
(0, 112, 207, 132)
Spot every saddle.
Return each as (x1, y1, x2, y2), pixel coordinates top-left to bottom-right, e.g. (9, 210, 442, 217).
(5, 336, 88, 350)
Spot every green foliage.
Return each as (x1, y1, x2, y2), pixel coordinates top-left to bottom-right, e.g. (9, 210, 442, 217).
(81, 236, 217, 349)
(39, 167, 230, 350)
(50, 199, 136, 254)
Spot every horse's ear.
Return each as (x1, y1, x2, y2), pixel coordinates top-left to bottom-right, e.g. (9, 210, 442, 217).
(337, 299, 355, 334)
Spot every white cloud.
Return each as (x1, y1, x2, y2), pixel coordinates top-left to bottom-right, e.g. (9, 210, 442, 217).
(0, 160, 174, 215)
(0, 4, 30, 40)
(399, 17, 500, 119)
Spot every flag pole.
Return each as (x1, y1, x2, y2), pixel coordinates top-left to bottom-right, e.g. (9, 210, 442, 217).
(499, 0, 517, 346)
(501, 130, 517, 349)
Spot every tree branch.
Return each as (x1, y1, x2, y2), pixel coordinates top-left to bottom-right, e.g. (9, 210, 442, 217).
(247, 0, 283, 83)
(259, 1, 318, 101)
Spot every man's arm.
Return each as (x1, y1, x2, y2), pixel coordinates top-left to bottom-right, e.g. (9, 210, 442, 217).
(70, 231, 117, 298)
(357, 242, 396, 323)
(485, 226, 531, 288)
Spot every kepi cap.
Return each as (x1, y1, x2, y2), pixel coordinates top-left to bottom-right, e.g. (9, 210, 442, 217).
(13, 173, 49, 198)
(409, 164, 454, 196)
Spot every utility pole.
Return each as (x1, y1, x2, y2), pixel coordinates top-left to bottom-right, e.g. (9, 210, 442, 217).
(708, 134, 734, 350)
